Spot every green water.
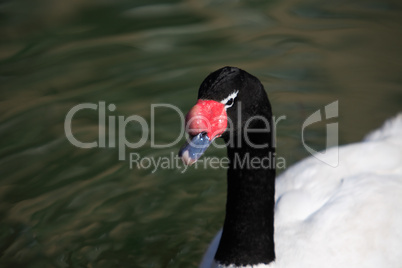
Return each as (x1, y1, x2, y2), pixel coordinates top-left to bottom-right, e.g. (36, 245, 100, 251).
(1, 0, 401, 267)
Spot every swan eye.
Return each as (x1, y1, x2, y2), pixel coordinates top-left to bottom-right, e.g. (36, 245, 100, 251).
(220, 90, 239, 109)
(225, 98, 234, 108)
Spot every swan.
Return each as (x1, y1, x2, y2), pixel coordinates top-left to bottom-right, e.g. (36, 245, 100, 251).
(178, 66, 402, 268)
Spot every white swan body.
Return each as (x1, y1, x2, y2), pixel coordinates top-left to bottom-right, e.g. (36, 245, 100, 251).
(201, 113, 402, 268)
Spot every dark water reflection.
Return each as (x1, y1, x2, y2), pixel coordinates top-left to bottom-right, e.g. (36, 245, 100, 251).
(1, 0, 401, 267)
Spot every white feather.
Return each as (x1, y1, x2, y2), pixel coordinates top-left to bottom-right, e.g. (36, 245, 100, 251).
(201, 113, 402, 268)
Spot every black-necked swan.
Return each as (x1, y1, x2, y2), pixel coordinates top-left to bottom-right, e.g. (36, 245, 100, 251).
(178, 66, 402, 268)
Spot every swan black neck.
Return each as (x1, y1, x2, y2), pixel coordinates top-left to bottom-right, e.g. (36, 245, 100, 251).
(215, 118, 276, 266)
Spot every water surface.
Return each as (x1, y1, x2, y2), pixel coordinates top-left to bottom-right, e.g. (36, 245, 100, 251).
(1, 0, 401, 267)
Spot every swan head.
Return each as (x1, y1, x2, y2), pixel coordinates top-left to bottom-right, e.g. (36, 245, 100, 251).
(179, 66, 273, 165)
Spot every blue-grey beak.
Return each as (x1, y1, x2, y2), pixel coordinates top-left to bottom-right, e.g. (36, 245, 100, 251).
(178, 132, 212, 165)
